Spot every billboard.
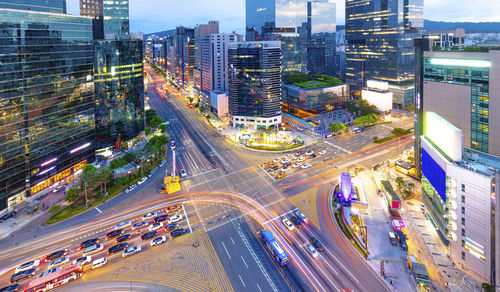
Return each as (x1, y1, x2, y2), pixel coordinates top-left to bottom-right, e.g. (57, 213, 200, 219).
(422, 148, 447, 202)
(424, 112, 463, 162)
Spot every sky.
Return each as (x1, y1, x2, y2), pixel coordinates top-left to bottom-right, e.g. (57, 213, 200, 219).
(66, 0, 500, 34)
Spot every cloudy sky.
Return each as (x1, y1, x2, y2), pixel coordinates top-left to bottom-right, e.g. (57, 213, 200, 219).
(67, 0, 500, 34)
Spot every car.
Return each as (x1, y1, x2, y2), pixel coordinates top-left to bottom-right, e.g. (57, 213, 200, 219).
(114, 220, 132, 229)
(180, 169, 187, 178)
(310, 237, 324, 251)
(142, 212, 158, 221)
(0, 211, 16, 223)
(149, 222, 163, 231)
(159, 160, 166, 167)
(168, 214, 182, 223)
(165, 222, 178, 231)
(137, 177, 147, 185)
(10, 269, 35, 283)
(125, 184, 137, 193)
(296, 151, 304, 156)
(166, 205, 180, 213)
(108, 243, 128, 254)
(15, 260, 40, 273)
(301, 163, 312, 169)
(306, 150, 314, 155)
(281, 167, 290, 172)
(0, 284, 19, 292)
(122, 246, 141, 257)
(171, 141, 176, 149)
(79, 238, 99, 250)
(52, 186, 64, 193)
(319, 150, 327, 155)
(297, 157, 305, 162)
(273, 158, 281, 163)
(295, 210, 309, 223)
(132, 221, 149, 230)
(170, 228, 185, 238)
(310, 154, 316, 158)
(147, 170, 155, 178)
(44, 250, 67, 262)
(154, 215, 169, 223)
(116, 234, 131, 243)
(141, 231, 158, 240)
(275, 172, 287, 179)
(292, 163, 302, 168)
(71, 256, 92, 266)
(285, 154, 293, 159)
(106, 229, 124, 239)
(37, 267, 60, 279)
(388, 232, 398, 246)
(92, 257, 107, 269)
(281, 159, 290, 164)
(290, 216, 303, 228)
(420, 204, 426, 213)
(304, 242, 319, 258)
(282, 218, 294, 231)
(48, 257, 69, 269)
(82, 244, 103, 256)
(270, 165, 279, 171)
(150, 236, 167, 247)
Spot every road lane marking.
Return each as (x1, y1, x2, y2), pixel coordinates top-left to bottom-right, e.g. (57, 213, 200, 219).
(257, 283, 263, 292)
(181, 204, 192, 233)
(95, 207, 102, 213)
(241, 256, 249, 269)
(238, 275, 246, 287)
(258, 164, 276, 182)
(221, 241, 231, 259)
(230, 237, 235, 245)
(261, 208, 298, 225)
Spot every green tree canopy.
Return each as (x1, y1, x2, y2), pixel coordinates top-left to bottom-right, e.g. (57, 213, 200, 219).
(150, 115, 164, 128)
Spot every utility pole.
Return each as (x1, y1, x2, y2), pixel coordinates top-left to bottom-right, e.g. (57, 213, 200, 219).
(82, 177, 88, 209)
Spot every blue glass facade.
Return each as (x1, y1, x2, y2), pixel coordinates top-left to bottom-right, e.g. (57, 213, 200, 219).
(103, 0, 129, 36)
(0, 0, 66, 13)
(0, 8, 95, 209)
(94, 38, 144, 147)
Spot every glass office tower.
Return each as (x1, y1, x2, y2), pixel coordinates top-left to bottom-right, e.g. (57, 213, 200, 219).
(0, 0, 66, 13)
(103, 0, 129, 36)
(345, 0, 423, 98)
(0, 8, 95, 210)
(94, 37, 145, 147)
(80, 0, 104, 39)
(228, 41, 282, 130)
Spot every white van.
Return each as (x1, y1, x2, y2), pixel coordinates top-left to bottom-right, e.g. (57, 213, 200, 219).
(83, 244, 103, 256)
(92, 257, 107, 269)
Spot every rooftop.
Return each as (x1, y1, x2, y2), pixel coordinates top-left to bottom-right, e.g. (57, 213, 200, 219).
(284, 73, 343, 89)
(458, 148, 500, 178)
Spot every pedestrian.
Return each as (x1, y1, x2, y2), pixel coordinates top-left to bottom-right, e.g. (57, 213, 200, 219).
(390, 280, 393, 285)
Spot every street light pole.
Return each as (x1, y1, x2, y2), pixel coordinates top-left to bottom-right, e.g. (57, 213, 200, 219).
(82, 177, 88, 209)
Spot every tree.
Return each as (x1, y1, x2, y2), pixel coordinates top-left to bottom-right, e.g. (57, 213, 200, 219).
(150, 115, 164, 128)
(408, 105, 415, 113)
(329, 123, 347, 134)
(145, 109, 157, 126)
(145, 126, 152, 136)
(65, 186, 80, 203)
(392, 127, 406, 137)
(395, 177, 405, 191)
(159, 124, 166, 133)
(198, 106, 205, 113)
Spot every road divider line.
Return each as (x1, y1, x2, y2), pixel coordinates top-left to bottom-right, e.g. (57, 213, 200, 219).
(95, 207, 102, 213)
(241, 256, 249, 269)
(221, 241, 231, 259)
(230, 237, 235, 245)
(181, 204, 192, 233)
(238, 275, 246, 287)
(262, 208, 298, 225)
(257, 283, 263, 292)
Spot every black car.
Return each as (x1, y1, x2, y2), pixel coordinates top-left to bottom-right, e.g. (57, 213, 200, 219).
(310, 237, 324, 251)
(108, 243, 128, 254)
(10, 269, 35, 283)
(106, 229, 124, 239)
(0, 284, 19, 292)
(310, 154, 316, 158)
(165, 222, 178, 231)
(154, 215, 169, 223)
(44, 250, 67, 262)
(79, 238, 99, 250)
(0, 211, 16, 223)
(141, 231, 158, 240)
(170, 228, 185, 238)
(291, 216, 303, 228)
(116, 234, 131, 243)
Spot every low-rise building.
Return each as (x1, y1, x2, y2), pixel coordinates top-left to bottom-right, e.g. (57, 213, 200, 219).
(361, 80, 393, 113)
(210, 90, 228, 118)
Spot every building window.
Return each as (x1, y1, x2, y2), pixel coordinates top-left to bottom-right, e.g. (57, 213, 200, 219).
(461, 251, 466, 260)
(462, 229, 465, 236)
(461, 206, 465, 215)
(461, 195, 465, 203)
(461, 184, 465, 192)
(461, 218, 465, 225)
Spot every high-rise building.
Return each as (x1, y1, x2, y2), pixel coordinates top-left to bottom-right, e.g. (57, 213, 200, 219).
(245, 0, 336, 76)
(345, 0, 423, 108)
(173, 26, 195, 88)
(422, 28, 466, 50)
(0, 5, 95, 211)
(103, 0, 129, 36)
(200, 33, 238, 106)
(228, 41, 282, 129)
(194, 21, 219, 71)
(80, 0, 104, 39)
(0, 0, 66, 13)
(94, 35, 145, 148)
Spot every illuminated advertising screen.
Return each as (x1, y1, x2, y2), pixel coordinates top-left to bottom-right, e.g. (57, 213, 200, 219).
(422, 148, 446, 202)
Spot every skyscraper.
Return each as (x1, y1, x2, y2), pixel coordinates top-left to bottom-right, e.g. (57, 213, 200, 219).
(173, 26, 195, 88)
(80, 0, 104, 39)
(345, 0, 423, 107)
(228, 41, 282, 130)
(0, 4, 95, 211)
(94, 35, 145, 147)
(103, 0, 129, 36)
(0, 0, 67, 13)
(194, 21, 219, 71)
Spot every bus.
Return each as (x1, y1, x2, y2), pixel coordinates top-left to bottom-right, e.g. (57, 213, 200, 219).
(24, 264, 83, 292)
(261, 230, 289, 267)
(351, 127, 365, 134)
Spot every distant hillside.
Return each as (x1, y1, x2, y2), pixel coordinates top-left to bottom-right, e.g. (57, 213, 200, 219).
(424, 20, 500, 33)
(144, 29, 175, 41)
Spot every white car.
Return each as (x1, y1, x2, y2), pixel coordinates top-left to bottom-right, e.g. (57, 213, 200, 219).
(297, 157, 305, 162)
(180, 169, 187, 178)
(149, 222, 163, 231)
(150, 236, 167, 247)
(319, 150, 327, 155)
(285, 154, 293, 159)
(281, 159, 290, 164)
(142, 212, 158, 221)
(281, 167, 290, 172)
(92, 257, 107, 269)
(15, 260, 40, 273)
(82, 244, 104, 256)
(122, 246, 141, 257)
(137, 177, 147, 185)
(306, 150, 314, 155)
(282, 218, 295, 231)
(305, 242, 319, 258)
(114, 220, 132, 230)
(132, 221, 149, 230)
(273, 158, 281, 163)
(48, 257, 69, 269)
(72, 256, 92, 266)
(169, 214, 183, 223)
(292, 163, 302, 168)
(301, 163, 312, 169)
(125, 184, 136, 193)
(159, 160, 166, 167)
